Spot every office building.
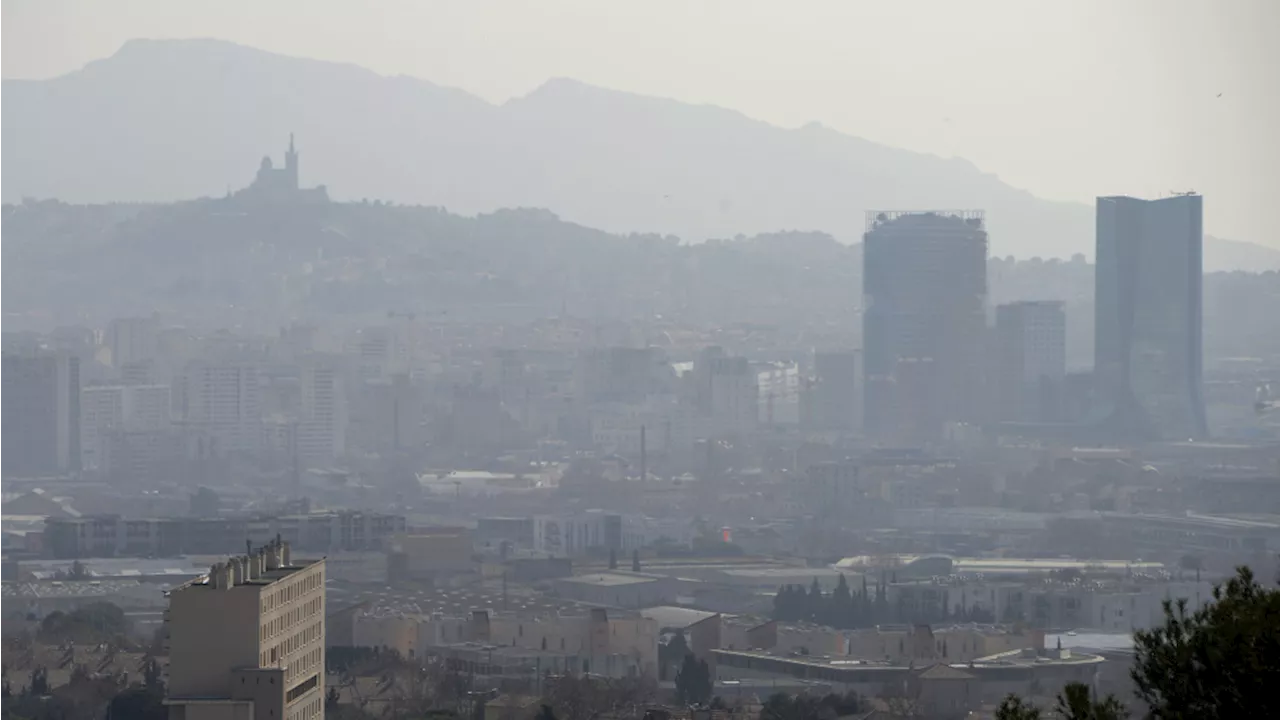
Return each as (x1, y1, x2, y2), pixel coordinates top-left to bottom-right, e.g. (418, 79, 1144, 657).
(808, 350, 859, 433)
(2, 351, 81, 477)
(1094, 194, 1207, 440)
(863, 211, 988, 443)
(80, 384, 172, 470)
(183, 362, 262, 455)
(757, 361, 801, 426)
(108, 316, 159, 368)
(298, 364, 346, 465)
(165, 540, 326, 720)
(995, 302, 1067, 423)
(576, 346, 673, 404)
(708, 355, 759, 436)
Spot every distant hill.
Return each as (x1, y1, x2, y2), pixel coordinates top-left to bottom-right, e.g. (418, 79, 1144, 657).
(3, 38, 1277, 268)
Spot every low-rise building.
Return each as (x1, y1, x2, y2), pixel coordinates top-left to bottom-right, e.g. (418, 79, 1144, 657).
(347, 607, 659, 678)
(44, 510, 406, 558)
(552, 572, 680, 608)
(387, 527, 476, 583)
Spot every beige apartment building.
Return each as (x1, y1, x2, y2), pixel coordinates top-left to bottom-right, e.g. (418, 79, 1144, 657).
(165, 539, 326, 720)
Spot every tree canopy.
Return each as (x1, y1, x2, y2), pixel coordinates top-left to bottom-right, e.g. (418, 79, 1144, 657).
(995, 682, 1126, 719)
(673, 653, 713, 706)
(37, 602, 130, 644)
(1131, 565, 1280, 719)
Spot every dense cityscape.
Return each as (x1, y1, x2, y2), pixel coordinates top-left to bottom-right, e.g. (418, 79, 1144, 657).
(4, 16, 1280, 720)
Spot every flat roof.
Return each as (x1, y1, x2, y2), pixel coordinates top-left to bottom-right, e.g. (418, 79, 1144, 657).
(714, 648, 1103, 671)
(173, 559, 321, 593)
(1046, 633, 1134, 652)
(640, 606, 719, 629)
(558, 573, 659, 587)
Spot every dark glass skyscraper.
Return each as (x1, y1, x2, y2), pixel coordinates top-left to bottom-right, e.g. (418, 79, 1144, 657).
(863, 210, 988, 444)
(1094, 194, 1207, 440)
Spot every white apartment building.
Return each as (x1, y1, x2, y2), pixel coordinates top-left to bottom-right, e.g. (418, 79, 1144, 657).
(995, 301, 1067, 422)
(709, 356, 759, 436)
(80, 384, 172, 469)
(299, 364, 346, 465)
(165, 541, 326, 720)
(757, 362, 801, 426)
(183, 363, 262, 455)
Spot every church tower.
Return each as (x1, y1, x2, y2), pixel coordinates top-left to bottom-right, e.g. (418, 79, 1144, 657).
(285, 133, 299, 191)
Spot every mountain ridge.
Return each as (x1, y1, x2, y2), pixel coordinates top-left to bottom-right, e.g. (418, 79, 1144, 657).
(3, 38, 1276, 270)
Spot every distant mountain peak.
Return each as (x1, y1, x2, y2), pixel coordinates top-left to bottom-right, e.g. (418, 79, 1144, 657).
(2, 39, 1276, 268)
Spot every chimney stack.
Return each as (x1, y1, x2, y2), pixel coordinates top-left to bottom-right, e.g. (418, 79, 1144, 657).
(230, 557, 243, 586)
(209, 564, 221, 589)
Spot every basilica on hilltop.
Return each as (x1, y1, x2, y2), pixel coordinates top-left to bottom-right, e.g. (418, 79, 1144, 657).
(231, 134, 329, 204)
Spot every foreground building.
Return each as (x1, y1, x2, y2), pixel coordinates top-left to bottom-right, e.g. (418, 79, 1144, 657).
(1094, 193, 1207, 440)
(165, 539, 326, 720)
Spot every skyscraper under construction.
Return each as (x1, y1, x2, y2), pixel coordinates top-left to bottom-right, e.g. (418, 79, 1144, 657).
(863, 210, 988, 444)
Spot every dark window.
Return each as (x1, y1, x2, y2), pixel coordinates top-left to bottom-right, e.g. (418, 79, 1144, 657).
(286, 674, 319, 703)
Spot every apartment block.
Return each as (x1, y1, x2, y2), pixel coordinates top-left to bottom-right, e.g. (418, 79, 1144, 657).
(165, 540, 326, 720)
(2, 351, 81, 477)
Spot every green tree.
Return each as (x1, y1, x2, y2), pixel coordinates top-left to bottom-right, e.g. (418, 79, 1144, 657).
(1054, 683, 1127, 719)
(995, 683, 1126, 720)
(29, 666, 49, 696)
(68, 560, 91, 580)
(760, 692, 819, 720)
(995, 694, 1042, 720)
(534, 704, 559, 720)
(659, 630, 690, 680)
(38, 601, 130, 644)
(674, 653, 712, 705)
(1131, 565, 1280, 719)
(107, 685, 167, 720)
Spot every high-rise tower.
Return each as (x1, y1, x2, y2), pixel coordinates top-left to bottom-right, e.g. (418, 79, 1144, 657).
(862, 211, 988, 443)
(1094, 194, 1207, 440)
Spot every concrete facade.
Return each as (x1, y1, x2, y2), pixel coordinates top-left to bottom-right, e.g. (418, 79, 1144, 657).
(166, 541, 326, 720)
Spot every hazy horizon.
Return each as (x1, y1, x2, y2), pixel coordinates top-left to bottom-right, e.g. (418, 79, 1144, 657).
(4, 0, 1279, 247)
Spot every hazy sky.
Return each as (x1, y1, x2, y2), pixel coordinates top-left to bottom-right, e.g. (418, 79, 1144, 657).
(4, 0, 1278, 245)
